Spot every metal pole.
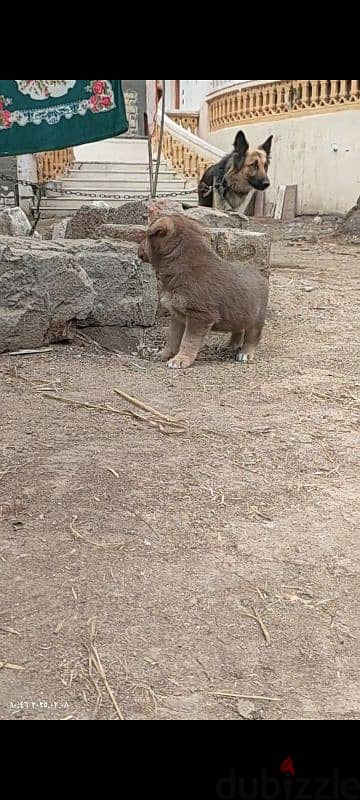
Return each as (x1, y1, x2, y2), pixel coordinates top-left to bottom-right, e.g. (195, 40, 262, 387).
(152, 80, 166, 199)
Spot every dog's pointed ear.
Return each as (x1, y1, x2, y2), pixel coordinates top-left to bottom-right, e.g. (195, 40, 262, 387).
(234, 131, 249, 157)
(259, 135, 273, 158)
(148, 217, 173, 238)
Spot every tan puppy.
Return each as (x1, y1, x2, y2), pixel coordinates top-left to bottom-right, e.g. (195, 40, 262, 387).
(138, 215, 269, 369)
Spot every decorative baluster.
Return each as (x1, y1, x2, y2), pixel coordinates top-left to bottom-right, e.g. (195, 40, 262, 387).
(292, 81, 300, 109)
(189, 152, 197, 178)
(271, 87, 277, 114)
(183, 150, 191, 177)
(339, 80, 348, 102)
(329, 80, 339, 104)
(320, 80, 329, 106)
(194, 154, 199, 180)
(310, 80, 319, 107)
(350, 79, 359, 100)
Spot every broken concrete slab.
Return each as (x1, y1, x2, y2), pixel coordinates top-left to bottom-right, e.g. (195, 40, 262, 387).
(184, 206, 248, 229)
(96, 224, 146, 245)
(0, 207, 32, 237)
(66, 201, 152, 238)
(94, 223, 270, 277)
(52, 218, 71, 239)
(0, 237, 159, 354)
(148, 199, 183, 221)
(209, 229, 271, 277)
(73, 240, 158, 328)
(0, 237, 94, 353)
(65, 201, 251, 241)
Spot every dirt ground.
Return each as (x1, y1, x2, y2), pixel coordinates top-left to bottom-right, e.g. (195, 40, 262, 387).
(1, 219, 359, 720)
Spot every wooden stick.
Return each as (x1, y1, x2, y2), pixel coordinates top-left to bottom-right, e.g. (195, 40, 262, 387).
(114, 388, 186, 427)
(201, 691, 280, 702)
(43, 393, 186, 434)
(239, 607, 271, 647)
(89, 620, 124, 720)
(7, 348, 53, 356)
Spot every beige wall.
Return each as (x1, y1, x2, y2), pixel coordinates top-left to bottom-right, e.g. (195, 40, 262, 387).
(206, 110, 360, 215)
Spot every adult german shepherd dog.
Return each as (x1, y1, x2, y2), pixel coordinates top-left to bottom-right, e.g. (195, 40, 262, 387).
(198, 130, 273, 214)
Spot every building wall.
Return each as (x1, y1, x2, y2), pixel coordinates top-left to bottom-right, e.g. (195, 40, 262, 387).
(122, 80, 146, 137)
(0, 156, 18, 209)
(206, 110, 360, 215)
(164, 81, 212, 110)
(165, 81, 249, 111)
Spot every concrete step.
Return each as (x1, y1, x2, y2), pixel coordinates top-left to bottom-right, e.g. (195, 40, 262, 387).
(64, 172, 180, 185)
(74, 137, 150, 163)
(71, 161, 168, 174)
(69, 168, 173, 181)
(59, 178, 187, 192)
(37, 193, 199, 217)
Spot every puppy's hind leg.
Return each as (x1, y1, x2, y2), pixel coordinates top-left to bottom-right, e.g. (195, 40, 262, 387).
(229, 331, 245, 351)
(235, 325, 263, 365)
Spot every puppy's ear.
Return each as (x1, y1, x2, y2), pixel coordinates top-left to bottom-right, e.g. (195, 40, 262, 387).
(148, 217, 173, 238)
(233, 131, 249, 158)
(259, 135, 273, 158)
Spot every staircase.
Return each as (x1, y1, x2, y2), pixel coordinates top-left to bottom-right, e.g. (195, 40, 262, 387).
(38, 137, 198, 218)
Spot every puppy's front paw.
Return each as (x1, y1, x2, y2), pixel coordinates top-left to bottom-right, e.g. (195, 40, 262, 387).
(167, 354, 193, 370)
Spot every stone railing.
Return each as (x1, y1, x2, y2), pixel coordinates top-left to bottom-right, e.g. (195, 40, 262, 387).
(208, 79, 360, 130)
(154, 113, 224, 181)
(167, 110, 200, 135)
(37, 147, 75, 183)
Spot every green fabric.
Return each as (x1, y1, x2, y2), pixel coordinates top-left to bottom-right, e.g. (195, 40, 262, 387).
(0, 80, 128, 157)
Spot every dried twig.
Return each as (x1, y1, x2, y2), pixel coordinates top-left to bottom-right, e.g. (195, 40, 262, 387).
(239, 607, 271, 646)
(249, 506, 274, 523)
(0, 661, 25, 672)
(251, 607, 271, 646)
(43, 394, 186, 436)
(43, 393, 123, 416)
(0, 626, 21, 637)
(7, 348, 53, 356)
(77, 330, 123, 356)
(70, 516, 124, 550)
(107, 468, 120, 479)
(88, 619, 124, 720)
(114, 388, 186, 428)
(134, 683, 159, 717)
(201, 691, 280, 703)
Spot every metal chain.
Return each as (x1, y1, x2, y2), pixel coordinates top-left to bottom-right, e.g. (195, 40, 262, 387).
(46, 187, 197, 200)
(0, 173, 197, 203)
(0, 173, 39, 188)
